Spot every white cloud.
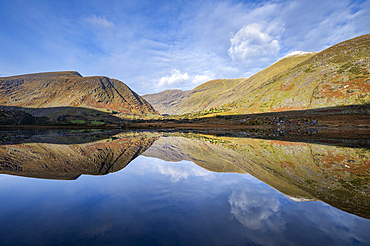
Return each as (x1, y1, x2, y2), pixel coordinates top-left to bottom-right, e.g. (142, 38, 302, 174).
(192, 75, 211, 85)
(1, 0, 369, 95)
(228, 23, 282, 61)
(157, 69, 190, 87)
(83, 15, 115, 31)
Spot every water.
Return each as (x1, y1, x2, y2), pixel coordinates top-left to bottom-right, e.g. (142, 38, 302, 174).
(0, 129, 369, 245)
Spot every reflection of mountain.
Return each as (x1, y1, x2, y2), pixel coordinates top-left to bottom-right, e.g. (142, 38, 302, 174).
(0, 132, 159, 180)
(143, 136, 315, 199)
(143, 134, 370, 219)
(143, 136, 248, 173)
(0, 129, 124, 145)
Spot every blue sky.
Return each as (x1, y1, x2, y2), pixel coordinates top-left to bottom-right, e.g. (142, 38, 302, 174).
(0, 0, 369, 95)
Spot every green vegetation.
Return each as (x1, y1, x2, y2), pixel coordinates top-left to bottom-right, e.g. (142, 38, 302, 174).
(91, 121, 105, 125)
(70, 120, 86, 125)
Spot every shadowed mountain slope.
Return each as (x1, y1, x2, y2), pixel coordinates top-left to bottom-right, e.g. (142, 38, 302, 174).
(143, 89, 190, 115)
(0, 71, 159, 116)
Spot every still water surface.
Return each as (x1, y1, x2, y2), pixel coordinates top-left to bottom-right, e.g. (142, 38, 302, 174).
(0, 130, 369, 245)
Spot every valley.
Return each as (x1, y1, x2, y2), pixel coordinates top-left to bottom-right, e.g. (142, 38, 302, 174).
(0, 35, 369, 144)
(1, 2, 369, 245)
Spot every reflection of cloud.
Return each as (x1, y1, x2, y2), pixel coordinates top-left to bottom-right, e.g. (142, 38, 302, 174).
(156, 161, 213, 183)
(228, 190, 284, 231)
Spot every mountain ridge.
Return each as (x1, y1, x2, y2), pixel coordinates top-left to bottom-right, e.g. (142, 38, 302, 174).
(0, 71, 159, 117)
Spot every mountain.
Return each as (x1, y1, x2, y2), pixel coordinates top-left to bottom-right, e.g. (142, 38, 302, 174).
(225, 34, 370, 114)
(144, 34, 370, 115)
(143, 78, 246, 115)
(143, 89, 190, 115)
(0, 71, 159, 117)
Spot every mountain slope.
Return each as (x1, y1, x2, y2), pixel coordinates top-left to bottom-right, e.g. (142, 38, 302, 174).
(175, 78, 246, 114)
(143, 89, 190, 115)
(225, 34, 370, 114)
(0, 71, 159, 116)
(144, 34, 370, 116)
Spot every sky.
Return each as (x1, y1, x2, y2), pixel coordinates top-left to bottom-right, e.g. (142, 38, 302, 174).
(0, 0, 369, 95)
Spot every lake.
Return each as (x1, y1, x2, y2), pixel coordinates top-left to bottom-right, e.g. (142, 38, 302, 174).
(0, 129, 369, 245)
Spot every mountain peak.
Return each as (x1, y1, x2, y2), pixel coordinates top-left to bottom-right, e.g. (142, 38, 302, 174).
(282, 51, 317, 59)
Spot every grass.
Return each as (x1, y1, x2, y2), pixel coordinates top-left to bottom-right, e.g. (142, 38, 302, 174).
(90, 121, 105, 125)
(69, 120, 86, 124)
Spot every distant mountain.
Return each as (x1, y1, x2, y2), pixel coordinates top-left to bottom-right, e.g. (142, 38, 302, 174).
(143, 89, 190, 115)
(0, 71, 159, 116)
(145, 34, 370, 116)
(143, 78, 246, 115)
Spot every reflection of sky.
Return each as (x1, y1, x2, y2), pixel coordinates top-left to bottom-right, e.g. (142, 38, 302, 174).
(137, 158, 215, 182)
(228, 189, 284, 231)
(0, 156, 369, 245)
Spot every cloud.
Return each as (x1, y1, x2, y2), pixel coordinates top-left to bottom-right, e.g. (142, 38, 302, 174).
(157, 69, 190, 87)
(228, 23, 282, 61)
(192, 75, 211, 85)
(0, 0, 369, 95)
(83, 15, 115, 31)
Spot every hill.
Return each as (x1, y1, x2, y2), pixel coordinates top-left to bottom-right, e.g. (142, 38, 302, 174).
(0, 71, 159, 117)
(144, 34, 370, 116)
(225, 34, 370, 114)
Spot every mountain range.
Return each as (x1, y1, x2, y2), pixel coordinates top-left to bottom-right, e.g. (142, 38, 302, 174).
(144, 34, 370, 116)
(0, 34, 369, 120)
